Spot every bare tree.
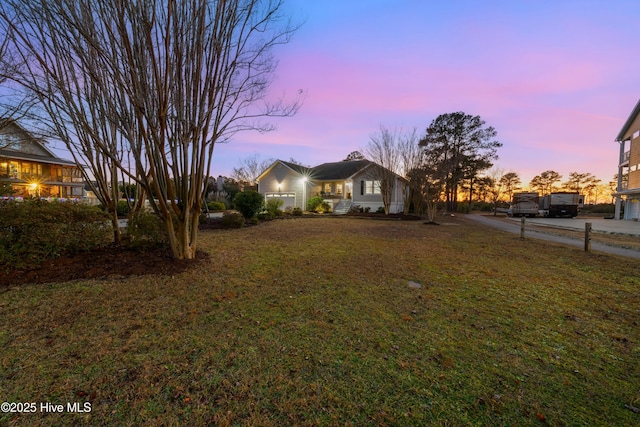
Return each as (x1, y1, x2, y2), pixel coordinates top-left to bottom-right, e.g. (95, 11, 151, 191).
(232, 154, 275, 186)
(397, 127, 422, 214)
(1, 0, 301, 259)
(0, 26, 36, 143)
(365, 125, 402, 215)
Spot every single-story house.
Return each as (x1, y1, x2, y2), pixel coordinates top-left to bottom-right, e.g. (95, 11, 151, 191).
(256, 159, 408, 213)
(614, 98, 640, 220)
(0, 120, 85, 199)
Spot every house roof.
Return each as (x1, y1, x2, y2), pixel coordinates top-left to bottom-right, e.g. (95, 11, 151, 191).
(279, 160, 312, 176)
(0, 119, 77, 166)
(0, 148, 77, 166)
(256, 159, 312, 182)
(310, 160, 372, 180)
(616, 98, 640, 141)
(258, 158, 409, 183)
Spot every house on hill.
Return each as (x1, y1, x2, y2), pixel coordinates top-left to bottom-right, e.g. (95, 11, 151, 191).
(256, 159, 407, 213)
(615, 99, 640, 220)
(0, 120, 84, 199)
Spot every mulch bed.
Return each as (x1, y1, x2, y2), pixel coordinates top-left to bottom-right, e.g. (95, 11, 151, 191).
(0, 244, 208, 288)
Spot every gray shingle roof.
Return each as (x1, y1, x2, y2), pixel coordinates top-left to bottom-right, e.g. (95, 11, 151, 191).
(310, 160, 372, 180)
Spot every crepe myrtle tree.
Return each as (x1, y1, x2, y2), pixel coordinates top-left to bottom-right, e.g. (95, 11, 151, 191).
(365, 125, 403, 215)
(1, 0, 302, 259)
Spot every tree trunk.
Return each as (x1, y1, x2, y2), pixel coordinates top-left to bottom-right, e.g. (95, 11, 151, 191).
(164, 207, 199, 260)
(110, 209, 121, 245)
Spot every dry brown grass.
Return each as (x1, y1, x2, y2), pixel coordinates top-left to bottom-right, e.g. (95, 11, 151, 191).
(1, 216, 638, 426)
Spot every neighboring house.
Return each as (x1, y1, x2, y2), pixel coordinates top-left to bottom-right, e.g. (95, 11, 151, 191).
(256, 159, 407, 213)
(615, 99, 640, 220)
(0, 120, 84, 199)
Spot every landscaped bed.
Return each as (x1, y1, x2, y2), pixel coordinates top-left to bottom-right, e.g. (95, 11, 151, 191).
(0, 216, 638, 425)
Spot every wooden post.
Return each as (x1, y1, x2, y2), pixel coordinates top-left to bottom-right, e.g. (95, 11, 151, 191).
(584, 222, 592, 252)
(520, 217, 526, 239)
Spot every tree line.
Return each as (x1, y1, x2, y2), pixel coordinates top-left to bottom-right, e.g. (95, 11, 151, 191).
(360, 115, 614, 221)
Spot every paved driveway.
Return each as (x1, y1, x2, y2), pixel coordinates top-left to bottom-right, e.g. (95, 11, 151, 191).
(466, 214, 640, 259)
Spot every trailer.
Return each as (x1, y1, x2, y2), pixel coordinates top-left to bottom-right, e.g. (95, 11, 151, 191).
(538, 192, 584, 218)
(508, 192, 539, 217)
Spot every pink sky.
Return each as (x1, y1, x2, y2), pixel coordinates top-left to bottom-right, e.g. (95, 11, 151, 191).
(213, 0, 639, 185)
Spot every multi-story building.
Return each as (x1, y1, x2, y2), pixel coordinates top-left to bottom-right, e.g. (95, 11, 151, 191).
(615, 99, 640, 220)
(0, 120, 84, 199)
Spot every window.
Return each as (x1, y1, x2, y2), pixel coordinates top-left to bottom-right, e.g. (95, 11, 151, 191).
(324, 183, 331, 194)
(634, 130, 640, 139)
(361, 180, 381, 195)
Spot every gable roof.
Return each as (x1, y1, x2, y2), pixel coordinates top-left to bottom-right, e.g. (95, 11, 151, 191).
(279, 160, 312, 176)
(311, 160, 372, 180)
(616, 98, 640, 141)
(258, 158, 408, 183)
(0, 119, 76, 166)
(256, 159, 312, 182)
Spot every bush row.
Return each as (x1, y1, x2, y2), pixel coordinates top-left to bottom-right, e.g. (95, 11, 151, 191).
(0, 200, 111, 269)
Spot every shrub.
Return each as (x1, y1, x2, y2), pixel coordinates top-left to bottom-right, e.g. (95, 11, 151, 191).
(125, 209, 167, 249)
(307, 196, 331, 213)
(307, 196, 324, 212)
(116, 200, 131, 217)
(265, 198, 284, 217)
(221, 211, 245, 229)
(292, 207, 303, 216)
(376, 206, 385, 214)
(0, 199, 110, 269)
(206, 201, 226, 211)
(233, 190, 264, 219)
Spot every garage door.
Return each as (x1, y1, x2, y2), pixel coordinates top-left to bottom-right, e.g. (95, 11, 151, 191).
(265, 192, 296, 209)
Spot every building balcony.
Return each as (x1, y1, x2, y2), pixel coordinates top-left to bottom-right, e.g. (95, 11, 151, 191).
(620, 150, 630, 166)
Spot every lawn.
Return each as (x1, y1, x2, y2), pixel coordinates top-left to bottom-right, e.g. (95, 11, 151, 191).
(1, 216, 638, 426)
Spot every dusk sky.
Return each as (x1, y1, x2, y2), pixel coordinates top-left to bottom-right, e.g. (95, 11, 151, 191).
(211, 0, 640, 185)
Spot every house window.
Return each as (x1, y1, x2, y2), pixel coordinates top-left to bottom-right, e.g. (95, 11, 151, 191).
(634, 130, 640, 139)
(336, 184, 343, 195)
(361, 180, 381, 195)
(324, 183, 331, 194)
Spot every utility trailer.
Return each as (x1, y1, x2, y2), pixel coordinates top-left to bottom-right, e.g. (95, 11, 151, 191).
(538, 192, 584, 218)
(508, 192, 539, 217)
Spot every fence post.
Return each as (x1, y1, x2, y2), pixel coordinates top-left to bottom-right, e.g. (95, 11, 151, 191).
(584, 222, 592, 252)
(520, 217, 526, 239)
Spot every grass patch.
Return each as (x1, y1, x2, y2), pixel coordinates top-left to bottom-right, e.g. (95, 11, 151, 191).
(1, 217, 639, 426)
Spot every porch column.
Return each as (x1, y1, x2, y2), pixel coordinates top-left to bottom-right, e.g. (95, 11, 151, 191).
(614, 139, 626, 220)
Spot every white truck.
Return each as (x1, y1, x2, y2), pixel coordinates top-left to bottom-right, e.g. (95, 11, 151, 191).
(538, 192, 584, 218)
(508, 192, 539, 217)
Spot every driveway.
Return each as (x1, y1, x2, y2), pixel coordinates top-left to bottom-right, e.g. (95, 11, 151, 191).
(466, 214, 640, 259)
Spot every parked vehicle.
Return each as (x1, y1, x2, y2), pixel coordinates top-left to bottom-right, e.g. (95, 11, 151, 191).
(538, 192, 584, 218)
(508, 192, 539, 217)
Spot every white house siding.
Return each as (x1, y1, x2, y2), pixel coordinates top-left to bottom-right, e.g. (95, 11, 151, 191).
(351, 171, 405, 214)
(258, 163, 310, 210)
